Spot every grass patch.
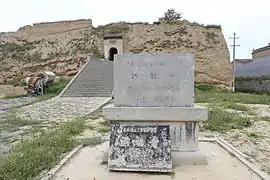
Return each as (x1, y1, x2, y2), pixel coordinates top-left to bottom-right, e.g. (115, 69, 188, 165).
(219, 103, 256, 116)
(195, 89, 270, 104)
(1, 94, 27, 100)
(202, 107, 252, 133)
(97, 126, 110, 133)
(97, 119, 110, 133)
(0, 117, 86, 180)
(221, 103, 250, 112)
(45, 78, 69, 95)
(0, 109, 40, 132)
(0, 154, 8, 169)
(246, 132, 262, 139)
(260, 116, 270, 122)
(88, 107, 103, 120)
(84, 124, 95, 130)
(88, 112, 101, 120)
(195, 83, 216, 91)
(99, 120, 110, 127)
(80, 136, 103, 147)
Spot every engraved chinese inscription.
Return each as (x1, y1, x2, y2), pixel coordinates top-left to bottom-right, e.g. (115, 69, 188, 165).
(114, 53, 195, 107)
(137, 95, 176, 104)
(127, 60, 165, 68)
(110, 40, 116, 44)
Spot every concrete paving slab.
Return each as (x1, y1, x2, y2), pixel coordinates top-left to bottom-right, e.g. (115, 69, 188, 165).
(51, 141, 267, 180)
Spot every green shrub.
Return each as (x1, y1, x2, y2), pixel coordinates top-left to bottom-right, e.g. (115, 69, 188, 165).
(195, 83, 215, 91)
(46, 78, 69, 95)
(153, 21, 161, 25)
(204, 24, 222, 29)
(158, 8, 182, 22)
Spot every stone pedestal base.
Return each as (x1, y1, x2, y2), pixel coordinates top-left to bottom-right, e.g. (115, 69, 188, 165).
(172, 151, 208, 166)
(108, 122, 172, 172)
(103, 104, 208, 173)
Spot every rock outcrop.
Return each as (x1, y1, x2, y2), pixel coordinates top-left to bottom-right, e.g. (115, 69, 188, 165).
(0, 19, 233, 87)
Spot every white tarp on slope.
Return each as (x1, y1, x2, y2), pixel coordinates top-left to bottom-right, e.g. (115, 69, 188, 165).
(236, 56, 270, 77)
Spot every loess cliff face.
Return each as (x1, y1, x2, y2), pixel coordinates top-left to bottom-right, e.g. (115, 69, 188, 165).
(124, 21, 232, 87)
(0, 19, 232, 87)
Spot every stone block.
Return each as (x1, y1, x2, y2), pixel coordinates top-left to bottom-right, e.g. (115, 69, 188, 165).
(103, 104, 208, 121)
(114, 53, 195, 107)
(108, 122, 172, 172)
(170, 122, 199, 151)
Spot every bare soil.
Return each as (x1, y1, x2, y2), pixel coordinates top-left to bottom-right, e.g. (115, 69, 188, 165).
(0, 85, 25, 98)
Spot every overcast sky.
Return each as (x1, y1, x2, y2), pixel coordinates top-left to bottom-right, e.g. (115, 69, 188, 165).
(1, 0, 269, 61)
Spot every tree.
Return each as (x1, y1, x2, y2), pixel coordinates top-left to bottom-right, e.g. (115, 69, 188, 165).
(158, 9, 182, 22)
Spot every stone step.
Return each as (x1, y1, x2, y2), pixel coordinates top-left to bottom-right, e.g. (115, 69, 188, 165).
(60, 58, 114, 97)
(62, 92, 112, 96)
(67, 85, 113, 88)
(65, 89, 113, 93)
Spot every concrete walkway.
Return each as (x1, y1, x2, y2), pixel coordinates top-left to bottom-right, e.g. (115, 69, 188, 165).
(17, 97, 111, 122)
(51, 141, 264, 180)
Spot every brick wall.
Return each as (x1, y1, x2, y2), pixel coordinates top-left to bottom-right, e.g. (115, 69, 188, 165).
(235, 79, 270, 93)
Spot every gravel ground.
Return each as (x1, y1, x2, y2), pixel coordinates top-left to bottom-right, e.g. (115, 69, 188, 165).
(223, 104, 270, 174)
(0, 96, 111, 153)
(16, 97, 111, 122)
(199, 103, 270, 174)
(0, 97, 37, 153)
(0, 97, 36, 115)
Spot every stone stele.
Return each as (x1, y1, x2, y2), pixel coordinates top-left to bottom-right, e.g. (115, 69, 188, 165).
(103, 52, 208, 173)
(113, 52, 195, 107)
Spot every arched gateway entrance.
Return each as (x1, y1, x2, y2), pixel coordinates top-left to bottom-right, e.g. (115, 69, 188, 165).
(103, 34, 123, 61)
(109, 47, 118, 61)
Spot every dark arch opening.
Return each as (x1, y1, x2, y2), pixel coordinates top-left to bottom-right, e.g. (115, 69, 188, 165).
(109, 47, 118, 61)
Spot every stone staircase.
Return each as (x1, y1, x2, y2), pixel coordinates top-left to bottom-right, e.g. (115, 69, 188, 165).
(60, 58, 114, 97)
